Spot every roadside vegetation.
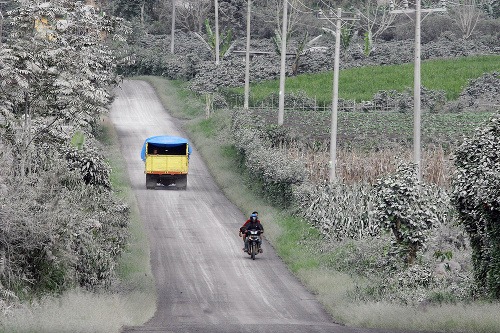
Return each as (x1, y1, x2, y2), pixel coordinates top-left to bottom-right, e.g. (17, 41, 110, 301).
(0, 0, 155, 332)
(1, 0, 499, 332)
(0, 120, 156, 332)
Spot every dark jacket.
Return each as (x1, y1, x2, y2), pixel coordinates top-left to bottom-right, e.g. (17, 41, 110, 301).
(240, 219, 262, 233)
(244, 221, 264, 233)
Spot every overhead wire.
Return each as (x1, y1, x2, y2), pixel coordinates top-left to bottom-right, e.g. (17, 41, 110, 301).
(291, 0, 317, 13)
(286, 0, 316, 14)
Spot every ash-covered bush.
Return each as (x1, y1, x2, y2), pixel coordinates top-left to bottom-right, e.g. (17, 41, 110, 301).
(231, 109, 305, 207)
(421, 15, 456, 43)
(457, 72, 500, 112)
(73, 189, 129, 288)
(476, 19, 500, 40)
(62, 145, 111, 189)
(0, 140, 129, 298)
(452, 112, 500, 298)
(292, 182, 377, 240)
(372, 162, 447, 265)
(188, 55, 281, 94)
(189, 59, 245, 93)
(372, 87, 447, 113)
(422, 34, 493, 60)
(117, 31, 211, 79)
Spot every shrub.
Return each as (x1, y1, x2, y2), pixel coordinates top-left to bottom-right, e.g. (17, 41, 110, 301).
(231, 109, 305, 207)
(372, 162, 445, 265)
(457, 72, 500, 112)
(62, 145, 111, 189)
(292, 182, 377, 240)
(452, 112, 500, 298)
(0, 139, 129, 298)
(420, 15, 456, 43)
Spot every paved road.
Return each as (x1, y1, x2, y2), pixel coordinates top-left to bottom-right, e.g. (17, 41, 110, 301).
(110, 80, 410, 333)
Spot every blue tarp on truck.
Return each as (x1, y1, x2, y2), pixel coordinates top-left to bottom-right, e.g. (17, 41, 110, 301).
(141, 135, 192, 161)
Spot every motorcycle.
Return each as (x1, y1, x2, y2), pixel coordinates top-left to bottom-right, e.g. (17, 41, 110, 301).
(245, 229, 263, 260)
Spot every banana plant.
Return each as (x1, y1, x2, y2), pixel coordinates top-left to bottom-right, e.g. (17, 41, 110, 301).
(194, 19, 234, 61)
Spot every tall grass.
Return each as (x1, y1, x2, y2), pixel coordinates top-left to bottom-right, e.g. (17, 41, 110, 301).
(285, 143, 453, 186)
(234, 55, 500, 104)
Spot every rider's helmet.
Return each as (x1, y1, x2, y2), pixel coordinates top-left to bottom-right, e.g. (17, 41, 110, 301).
(250, 213, 257, 222)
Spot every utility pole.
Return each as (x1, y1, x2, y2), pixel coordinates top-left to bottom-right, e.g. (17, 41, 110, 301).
(414, 0, 422, 182)
(389, 0, 446, 182)
(278, 0, 288, 125)
(244, 0, 251, 109)
(170, 0, 175, 54)
(215, 0, 220, 65)
(318, 8, 358, 183)
(330, 8, 341, 183)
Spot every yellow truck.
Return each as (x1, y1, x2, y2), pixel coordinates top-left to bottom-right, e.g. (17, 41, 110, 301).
(141, 136, 192, 190)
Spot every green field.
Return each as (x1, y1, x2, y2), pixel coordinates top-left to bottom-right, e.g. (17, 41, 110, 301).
(230, 55, 500, 104)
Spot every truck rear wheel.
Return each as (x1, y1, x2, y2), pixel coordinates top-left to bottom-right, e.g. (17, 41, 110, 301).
(146, 174, 157, 189)
(176, 174, 187, 190)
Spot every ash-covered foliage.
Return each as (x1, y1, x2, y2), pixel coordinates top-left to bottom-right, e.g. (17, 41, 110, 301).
(62, 144, 111, 189)
(231, 109, 306, 207)
(292, 182, 377, 240)
(457, 72, 500, 112)
(0, 0, 130, 301)
(0, 141, 128, 297)
(452, 113, 500, 298)
(371, 163, 447, 265)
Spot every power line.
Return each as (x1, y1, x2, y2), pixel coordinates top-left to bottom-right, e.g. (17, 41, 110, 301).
(291, 0, 317, 13)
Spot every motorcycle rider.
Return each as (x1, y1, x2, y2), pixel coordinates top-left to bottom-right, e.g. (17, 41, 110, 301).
(239, 212, 259, 248)
(240, 211, 259, 232)
(239, 212, 264, 253)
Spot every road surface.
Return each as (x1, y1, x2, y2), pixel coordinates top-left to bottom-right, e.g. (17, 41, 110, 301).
(110, 80, 412, 333)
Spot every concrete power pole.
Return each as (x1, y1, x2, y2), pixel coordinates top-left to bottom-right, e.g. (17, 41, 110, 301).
(278, 0, 288, 125)
(414, 0, 422, 181)
(389, 0, 446, 182)
(215, 0, 220, 65)
(244, 0, 251, 109)
(170, 0, 175, 54)
(318, 8, 358, 183)
(329, 8, 342, 183)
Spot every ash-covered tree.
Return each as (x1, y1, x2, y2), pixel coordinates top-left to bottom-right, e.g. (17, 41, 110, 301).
(175, 0, 211, 32)
(452, 113, 500, 298)
(448, 0, 485, 39)
(0, 0, 130, 297)
(372, 162, 444, 265)
(217, 0, 246, 36)
(356, 0, 396, 56)
(0, 0, 127, 177)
